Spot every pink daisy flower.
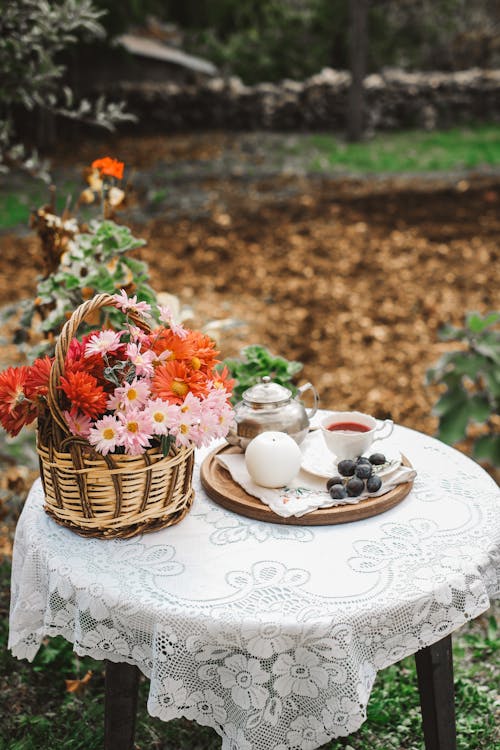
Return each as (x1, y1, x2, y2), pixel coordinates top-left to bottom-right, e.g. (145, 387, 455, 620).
(212, 401, 235, 439)
(158, 305, 188, 339)
(167, 405, 200, 448)
(125, 343, 155, 378)
(88, 414, 122, 455)
(63, 408, 92, 438)
(204, 385, 230, 410)
(117, 408, 154, 455)
(144, 397, 178, 436)
(127, 325, 150, 345)
(179, 391, 202, 420)
(107, 378, 151, 411)
(192, 406, 219, 447)
(84, 330, 123, 358)
(151, 348, 172, 367)
(113, 289, 152, 318)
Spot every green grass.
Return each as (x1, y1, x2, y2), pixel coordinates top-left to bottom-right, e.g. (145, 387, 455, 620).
(305, 125, 500, 173)
(0, 179, 78, 232)
(0, 192, 43, 231)
(1, 125, 500, 231)
(1, 558, 498, 750)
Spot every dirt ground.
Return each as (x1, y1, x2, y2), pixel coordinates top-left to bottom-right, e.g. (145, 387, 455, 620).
(0, 133, 499, 472)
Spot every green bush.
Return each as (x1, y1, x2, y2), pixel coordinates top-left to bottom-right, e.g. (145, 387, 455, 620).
(426, 312, 500, 467)
(0, 0, 133, 178)
(176, 0, 499, 84)
(222, 344, 303, 404)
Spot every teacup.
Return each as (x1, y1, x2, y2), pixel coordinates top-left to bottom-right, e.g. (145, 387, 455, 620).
(320, 411, 394, 462)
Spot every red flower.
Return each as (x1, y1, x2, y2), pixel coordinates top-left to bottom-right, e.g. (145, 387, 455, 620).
(65, 335, 105, 382)
(0, 366, 37, 436)
(91, 157, 124, 180)
(151, 361, 209, 405)
(25, 356, 53, 402)
(59, 371, 107, 419)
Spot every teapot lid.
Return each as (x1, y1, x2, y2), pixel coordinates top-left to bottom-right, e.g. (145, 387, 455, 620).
(242, 376, 291, 408)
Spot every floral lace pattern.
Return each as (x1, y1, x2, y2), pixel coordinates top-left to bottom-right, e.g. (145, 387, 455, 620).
(9, 425, 500, 750)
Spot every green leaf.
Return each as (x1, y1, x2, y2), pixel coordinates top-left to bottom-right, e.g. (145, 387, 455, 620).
(433, 387, 468, 417)
(473, 434, 500, 467)
(124, 256, 149, 275)
(447, 352, 487, 380)
(64, 274, 81, 290)
(466, 311, 500, 334)
(161, 434, 175, 457)
(426, 351, 461, 383)
(474, 339, 500, 366)
(467, 394, 491, 424)
(287, 360, 303, 376)
(87, 269, 115, 294)
(437, 403, 470, 444)
(484, 369, 500, 400)
(487, 615, 498, 641)
(438, 323, 467, 342)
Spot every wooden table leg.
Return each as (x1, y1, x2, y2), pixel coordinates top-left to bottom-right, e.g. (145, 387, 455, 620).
(415, 635, 457, 750)
(104, 661, 140, 750)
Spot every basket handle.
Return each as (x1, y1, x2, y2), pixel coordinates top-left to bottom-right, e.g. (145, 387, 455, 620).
(47, 293, 153, 434)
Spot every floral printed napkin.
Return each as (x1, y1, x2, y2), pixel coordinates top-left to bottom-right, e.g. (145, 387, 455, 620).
(215, 452, 417, 519)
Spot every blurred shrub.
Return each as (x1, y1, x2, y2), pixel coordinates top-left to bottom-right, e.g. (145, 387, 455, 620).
(0, 0, 134, 179)
(178, 0, 335, 84)
(426, 312, 500, 467)
(92, 0, 166, 36)
(161, 0, 500, 84)
(222, 344, 303, 404)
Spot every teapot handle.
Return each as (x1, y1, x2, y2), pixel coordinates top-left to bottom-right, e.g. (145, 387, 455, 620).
(296, 382, 319, 419)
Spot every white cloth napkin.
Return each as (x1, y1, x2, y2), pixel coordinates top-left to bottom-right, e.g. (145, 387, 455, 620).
(216, 452, 416, 519)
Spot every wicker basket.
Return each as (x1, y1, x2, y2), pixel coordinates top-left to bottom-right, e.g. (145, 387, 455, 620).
(37, 293, 195, 539)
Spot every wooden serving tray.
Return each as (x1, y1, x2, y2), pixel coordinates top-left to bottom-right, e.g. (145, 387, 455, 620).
(200, 444, 414, 526)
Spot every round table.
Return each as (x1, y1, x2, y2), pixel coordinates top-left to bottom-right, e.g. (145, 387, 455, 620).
(9, 424, 500, 750)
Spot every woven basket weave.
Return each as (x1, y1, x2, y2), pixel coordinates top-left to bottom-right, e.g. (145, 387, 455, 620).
(37, 293, 195, 539)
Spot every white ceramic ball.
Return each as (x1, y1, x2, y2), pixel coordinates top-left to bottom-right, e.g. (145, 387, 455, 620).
(245, 431, 302, 488)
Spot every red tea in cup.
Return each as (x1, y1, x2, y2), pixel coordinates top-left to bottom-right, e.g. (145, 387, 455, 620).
(327, 422, 371, 433)
(321, 411, 394, 461)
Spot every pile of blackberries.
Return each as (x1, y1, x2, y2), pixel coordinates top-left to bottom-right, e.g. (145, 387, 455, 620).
(326, 453, 386, 499)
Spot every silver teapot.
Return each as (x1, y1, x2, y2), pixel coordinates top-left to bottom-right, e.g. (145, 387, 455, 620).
(227, 376, 319, 450)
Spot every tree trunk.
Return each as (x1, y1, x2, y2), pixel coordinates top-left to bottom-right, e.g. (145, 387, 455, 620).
(347, 0, 369, 142)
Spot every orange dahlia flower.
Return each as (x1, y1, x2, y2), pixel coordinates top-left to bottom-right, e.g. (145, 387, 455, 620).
(91, 157, 124, 180)
(59, 371, 107, 419)
(0, 366, 37, 436)
(151, 361, 209, 405)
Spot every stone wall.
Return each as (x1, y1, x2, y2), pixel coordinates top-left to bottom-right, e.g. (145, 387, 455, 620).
(110, 68, 500, 132)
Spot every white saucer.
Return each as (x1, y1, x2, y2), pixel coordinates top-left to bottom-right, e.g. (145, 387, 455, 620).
(300, 429, 402, 480)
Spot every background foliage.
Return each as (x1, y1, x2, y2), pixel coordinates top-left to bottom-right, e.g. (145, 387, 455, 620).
(162, 0, 500, 83)
(0, 0, 133, 176)
(427, 312, 500, 467)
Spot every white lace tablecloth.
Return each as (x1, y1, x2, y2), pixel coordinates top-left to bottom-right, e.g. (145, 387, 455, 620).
(9, 424, 500, 750)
